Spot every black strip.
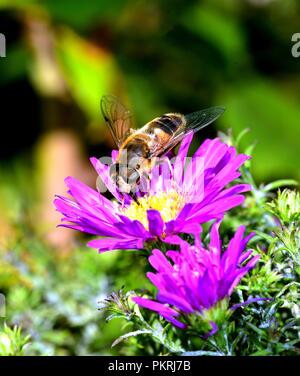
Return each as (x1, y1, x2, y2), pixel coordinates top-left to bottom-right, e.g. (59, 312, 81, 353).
(0, 355, 297, 375)
(156, 115, 180, 135)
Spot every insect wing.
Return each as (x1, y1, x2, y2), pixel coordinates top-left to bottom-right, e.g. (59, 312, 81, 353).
(184, 106, 225, 133)
(150, 106, 225, 157)
(100, 95, 133, 147)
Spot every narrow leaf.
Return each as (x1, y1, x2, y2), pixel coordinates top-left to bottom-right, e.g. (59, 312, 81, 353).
(111, 329, 152, 348)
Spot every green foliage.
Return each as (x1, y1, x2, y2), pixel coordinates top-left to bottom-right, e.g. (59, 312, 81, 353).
(0, 324, 31, 356)
(266, 189, 300, 225)
(55, 29, 122, 123)
(2, 241, 130, 355)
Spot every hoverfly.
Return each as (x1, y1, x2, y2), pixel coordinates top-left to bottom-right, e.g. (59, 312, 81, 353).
(100, 95, 225, 194)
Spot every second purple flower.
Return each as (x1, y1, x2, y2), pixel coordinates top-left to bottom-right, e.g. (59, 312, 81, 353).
(133, 221, 260, 332)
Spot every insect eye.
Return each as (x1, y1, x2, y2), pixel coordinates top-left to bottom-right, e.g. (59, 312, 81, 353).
(136, 164, 140, 170)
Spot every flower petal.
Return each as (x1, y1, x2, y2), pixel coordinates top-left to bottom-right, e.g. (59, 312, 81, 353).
(147, 209, 164, 236)
(87, 237, 144, 252)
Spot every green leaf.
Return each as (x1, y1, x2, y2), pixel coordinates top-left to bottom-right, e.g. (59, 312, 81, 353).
(264, 180, 298, 192)
(250, 349, 272, 356)
(254, 231, 276, 243)
(236, 128, 250, 148)
(56, 29, 123, 124)
(111, 329, 152, 348)
(180, 350, 223, 356)
(246, 322, 267, 339)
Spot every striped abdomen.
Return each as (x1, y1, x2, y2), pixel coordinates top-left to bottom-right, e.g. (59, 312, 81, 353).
(118, 113, 185, 161)
(150, 113, 185, 135)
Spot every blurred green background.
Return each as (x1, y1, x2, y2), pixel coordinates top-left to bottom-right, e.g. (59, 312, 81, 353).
(0, 0, 299, 355)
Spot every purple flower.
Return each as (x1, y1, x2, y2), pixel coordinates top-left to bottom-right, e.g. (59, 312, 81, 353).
(132, 221, 260, 330)
(54, 134, 251, 252)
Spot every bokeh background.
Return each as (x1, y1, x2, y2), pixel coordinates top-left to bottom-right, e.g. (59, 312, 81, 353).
(0, 0, 299, 355)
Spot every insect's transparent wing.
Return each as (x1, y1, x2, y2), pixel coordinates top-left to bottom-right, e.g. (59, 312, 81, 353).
(184, 106, 225, 133)
(150, 106, 225, 157)
(100, 95, 133, 147)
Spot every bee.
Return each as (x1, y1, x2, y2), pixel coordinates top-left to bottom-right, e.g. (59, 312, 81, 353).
(100, 95, 225, 194)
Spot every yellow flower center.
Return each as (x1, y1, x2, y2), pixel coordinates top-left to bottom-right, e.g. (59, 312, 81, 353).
(120, 190, 185, 231)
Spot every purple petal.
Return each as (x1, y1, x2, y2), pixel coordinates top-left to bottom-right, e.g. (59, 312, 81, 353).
(209, 220, 222, 256)
(87, 237, 144, 252)
(201, 321, 218, 339)
(157, 291, 194, 313)
(230, 297, 271, 311)
(148, 249, 173, 272)
(90, 157, 124, 202)
(132, 297, 186, 329)
(147, 210, 164, 237)
(174, 133, 193, 184)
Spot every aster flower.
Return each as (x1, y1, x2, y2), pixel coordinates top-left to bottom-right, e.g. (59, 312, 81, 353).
(54, 134, 251, 252)
(132, 221, 261, 332)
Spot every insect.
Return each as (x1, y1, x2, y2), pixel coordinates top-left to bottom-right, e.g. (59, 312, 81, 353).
(100, 95, 225, 194)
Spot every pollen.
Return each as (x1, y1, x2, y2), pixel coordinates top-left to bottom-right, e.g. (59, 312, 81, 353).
(120, 190, 185, 231)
